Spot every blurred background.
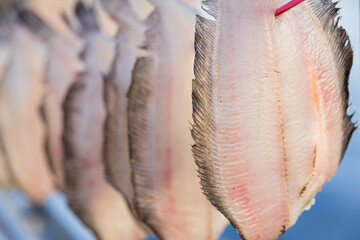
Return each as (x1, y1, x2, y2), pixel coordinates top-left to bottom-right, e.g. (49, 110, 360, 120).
(0, 1, 359, 239)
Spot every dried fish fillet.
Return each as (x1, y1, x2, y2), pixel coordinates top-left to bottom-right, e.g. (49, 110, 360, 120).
(192, 1, 355, 240)
(101, 0, 147, 208)
(128, 0, 228, 239)
(63, 4, 145, 239)
(42, 27, 85, 188)
(0, 13, 54, 203)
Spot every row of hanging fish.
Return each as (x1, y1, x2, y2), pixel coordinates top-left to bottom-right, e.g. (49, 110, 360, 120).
(0, 0, 355, 239)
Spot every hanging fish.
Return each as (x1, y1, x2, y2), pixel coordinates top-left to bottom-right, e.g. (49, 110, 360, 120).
(192, 0, 355, 240)
(14, 0, 86, 190)
(101, 0, 148, 209)
(63, 3, 145, 239)
(41, 21, 85, 189)
(0, 9, 54, 204)
(127, 0, 228, 239)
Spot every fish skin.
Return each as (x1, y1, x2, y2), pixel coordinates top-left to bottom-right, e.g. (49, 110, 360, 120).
(0, 137, 9, 187)
(0, 15, 53, 203)
(127, 0, 228, 239)
(63, 3, 145, 239)
(192, 1, 355, 240)
(101, 0, 147, 208)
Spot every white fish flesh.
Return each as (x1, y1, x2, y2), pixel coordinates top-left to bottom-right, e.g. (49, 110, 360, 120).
(192, 1, 355, 240)
(128, 0, 228, 239)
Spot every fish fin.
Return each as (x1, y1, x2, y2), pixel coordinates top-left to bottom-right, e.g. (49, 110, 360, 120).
(201, 0, 217, 19)
(308, 0, 355, 158)
(62, 77, 101, 238)
(126, 11, 163, 231)
(192, 2, 249, 238)
(340, 113, 356, 161)
(62, 77, 87, 216)
(192, 8, 240, 235)
(102, 71, 118, 186)
(127, 55, 160, 236)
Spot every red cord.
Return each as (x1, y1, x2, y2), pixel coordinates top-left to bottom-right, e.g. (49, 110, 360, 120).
(275, 0, 306, 17)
